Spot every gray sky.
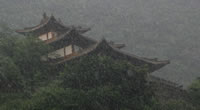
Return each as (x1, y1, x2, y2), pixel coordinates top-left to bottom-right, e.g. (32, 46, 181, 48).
(1, 0, 200, 87)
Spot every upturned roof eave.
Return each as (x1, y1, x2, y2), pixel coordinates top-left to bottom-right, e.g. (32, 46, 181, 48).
(46, 29, 97, 48)
(55, 39, 170, 73)
(15, 15, 69, 35)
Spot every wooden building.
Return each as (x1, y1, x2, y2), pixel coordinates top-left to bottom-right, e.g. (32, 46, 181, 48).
(16, 13, 189, 101)
(16, 13, 169, 73)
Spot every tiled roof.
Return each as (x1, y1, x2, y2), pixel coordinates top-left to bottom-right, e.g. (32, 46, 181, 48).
(56, 39, 170, 73)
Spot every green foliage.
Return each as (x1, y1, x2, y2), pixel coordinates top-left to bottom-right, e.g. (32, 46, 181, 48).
(142, 99, 197, 110)
(159, 100, 197, 110)
(60, 55, 148, 89)
(22, 85, 88, 110)
(42, 55, 153, 110)
(0, 26, 54, 107)
(189, 77, 200, 109)
(0, 56, 23, 92)
(0, 25, 195, 110)
(0, 26, 155, 110)
(1, 55, 154, 110)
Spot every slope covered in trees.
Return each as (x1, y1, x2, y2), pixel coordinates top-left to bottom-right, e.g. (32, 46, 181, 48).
(189, 78, 200, 109)
(0, 26, 199, 110)
(0, 27, 154, 110)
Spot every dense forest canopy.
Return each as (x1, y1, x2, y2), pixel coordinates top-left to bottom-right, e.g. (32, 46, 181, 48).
(0, 26, 199, 110)
(0, 0, 200, 87)
(189, 78, 200, 108)
(0, 28, 154, 110)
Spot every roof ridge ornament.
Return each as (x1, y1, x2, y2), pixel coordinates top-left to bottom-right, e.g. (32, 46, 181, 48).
(101, 37, 106, 41)
(43, 12, 47, 19)
(50, 13, 56, 20)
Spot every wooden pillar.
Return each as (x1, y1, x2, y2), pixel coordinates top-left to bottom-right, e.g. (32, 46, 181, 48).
(72, 44, 75, 53)
(47, 32, 49, 40)
(64, 47, 66, 57)
(52, 32, 54, 39)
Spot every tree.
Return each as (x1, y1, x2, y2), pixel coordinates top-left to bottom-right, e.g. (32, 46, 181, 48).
(17, 55, 154, 110)
(0, 25, 154, 110)
(159, 99, 196, 110)
(0, 26, 55, 108)
(0, 55, 23, 92)
(189, 77, 200, 109)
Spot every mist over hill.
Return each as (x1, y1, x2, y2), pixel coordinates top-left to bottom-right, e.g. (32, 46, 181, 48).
(0, 0, 200, 87)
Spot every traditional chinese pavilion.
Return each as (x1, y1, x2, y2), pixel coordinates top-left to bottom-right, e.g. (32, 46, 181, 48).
(16, 13, 170, 73)
(16, 13, 189, 101)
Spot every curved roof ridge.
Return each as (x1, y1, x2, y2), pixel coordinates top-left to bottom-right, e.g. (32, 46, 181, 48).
(16, 14, 92, 34)
(148, 75, 183, 89)
(46, 29, 97, 45)
(56, 39, 170, 73)
(105, 40, 170, 65)
(16, 16, 51, 33)
(16, 15, 67, 33)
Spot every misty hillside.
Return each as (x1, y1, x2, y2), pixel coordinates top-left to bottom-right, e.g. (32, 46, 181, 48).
(0, 0, 200, 87)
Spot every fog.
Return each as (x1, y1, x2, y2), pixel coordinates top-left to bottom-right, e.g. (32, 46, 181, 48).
(1, 0, 200, 87)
